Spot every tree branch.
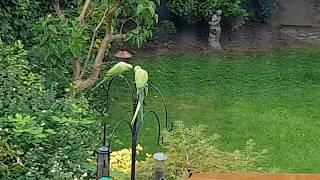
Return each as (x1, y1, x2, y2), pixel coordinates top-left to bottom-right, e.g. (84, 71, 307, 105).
(53, 0, 65, 20)
(85, 8, 96, 18)
(112, 34, 126, 40)
(119, 17, 137, 34)
(80, 9, 109, 79)
(79, 0, 91, 27)
(74, 31, 114, 90)
(73, 59, 81, 80)
(107, 0, 125, 19)
(74, 0, 126, 90)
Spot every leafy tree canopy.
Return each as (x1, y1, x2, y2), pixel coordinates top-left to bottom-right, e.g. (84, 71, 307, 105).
(32, 0, 159, 91)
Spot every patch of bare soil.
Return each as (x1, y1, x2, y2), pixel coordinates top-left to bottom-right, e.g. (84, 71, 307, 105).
(135, 23, 313, 57)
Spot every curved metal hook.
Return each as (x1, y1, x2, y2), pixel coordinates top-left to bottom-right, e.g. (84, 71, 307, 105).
(103, 77, 116, 114)
(108, 119, 133, 148)
(136, 111, 161, 146)
(149, 82, 173, 132)
(121, 76, 135, 99)
(102, 76, 135, 115)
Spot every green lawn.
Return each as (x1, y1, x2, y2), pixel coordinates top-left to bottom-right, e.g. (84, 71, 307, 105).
(107, 49, 320, 173)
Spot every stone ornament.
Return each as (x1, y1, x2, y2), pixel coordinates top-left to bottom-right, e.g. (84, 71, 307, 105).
(208, 10, 222, 50)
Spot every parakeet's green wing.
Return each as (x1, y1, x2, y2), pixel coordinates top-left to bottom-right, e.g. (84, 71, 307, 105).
(107, 62, 133, 78)
(131, 66, 149, 125)
(135, 69, 148, 89)
(92, 62, 132, 90)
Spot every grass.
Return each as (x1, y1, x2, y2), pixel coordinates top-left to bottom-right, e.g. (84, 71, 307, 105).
(107, 49, 320, 173)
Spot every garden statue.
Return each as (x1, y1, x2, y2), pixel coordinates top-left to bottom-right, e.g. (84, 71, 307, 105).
(208, 10, 222, 51)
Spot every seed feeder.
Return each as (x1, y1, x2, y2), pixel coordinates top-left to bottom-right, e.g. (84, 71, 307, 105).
(153, 152, 167, 180)
(96, 146, 111, 180)
(96, 116, 111, 179)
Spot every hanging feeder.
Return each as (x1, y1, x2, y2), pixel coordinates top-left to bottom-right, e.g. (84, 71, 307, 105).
(96, 146, 111, 180)
(153, 152, 167, 180)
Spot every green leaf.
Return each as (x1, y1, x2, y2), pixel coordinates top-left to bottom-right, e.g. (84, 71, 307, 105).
(30, 127, 44, 135)
(147, 7, 155, 17)
(52, 116, 61, 122)
(15, 113, 23, 120)
(80, 119, 95, 125)
(132, 27, 140, 34)
(125, 33, 133, 42)
(45, 129, 56, 134)
(48, 25, 57, 34)
(35, 133, 47, 138)
(154, 14, 159, 23)
(136, 4, 145, 15)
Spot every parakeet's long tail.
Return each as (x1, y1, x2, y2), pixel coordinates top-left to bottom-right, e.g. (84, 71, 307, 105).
(131, 91, 144, 125)
(131, 101, 141, 125)
(139, 93, 144, 125)
(91, 77, 109, 91)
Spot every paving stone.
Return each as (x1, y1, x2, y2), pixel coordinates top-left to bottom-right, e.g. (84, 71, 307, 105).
(309, 35, 319, 39)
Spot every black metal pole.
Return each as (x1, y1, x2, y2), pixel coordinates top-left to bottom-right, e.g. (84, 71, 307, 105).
(131, 95, 138, 180)
(103, 120, 106, 146)
(131, 123, 138, 180)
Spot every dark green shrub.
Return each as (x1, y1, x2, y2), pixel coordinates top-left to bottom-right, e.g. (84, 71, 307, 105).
(0, 40, 47, 117)
(0, 0, 51, 45)
(29, 14, 89, 90)
(242, 0, 282, 22)
(0, 0, 78, 46)
(152, 20, 177, 45)
(0, 41, 101, 179)
(167, 0, 248, 27)
(162, 20, 177, 34)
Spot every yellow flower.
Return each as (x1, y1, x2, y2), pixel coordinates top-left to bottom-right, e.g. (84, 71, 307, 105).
(137, 144, 143, 151)
(110, 144, 146, 174)
(146, 153, 152, 159)
(94, 39, 102, 48)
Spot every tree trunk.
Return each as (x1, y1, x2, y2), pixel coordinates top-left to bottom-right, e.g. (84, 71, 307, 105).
(73, 32, 113, 90)
(53, 0, 65, 20)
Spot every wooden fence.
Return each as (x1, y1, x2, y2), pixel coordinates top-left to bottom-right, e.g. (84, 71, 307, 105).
(190, 173, 320, 180)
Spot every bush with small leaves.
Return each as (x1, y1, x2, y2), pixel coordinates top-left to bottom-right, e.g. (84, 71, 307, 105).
(0, 139, 22, 177)
(167, 0, 248, 27)
(137, 121, 267, 179)
(0, 41, 101, 179)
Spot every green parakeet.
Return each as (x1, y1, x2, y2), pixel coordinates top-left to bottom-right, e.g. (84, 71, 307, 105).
(92, 61, 133, 90)
(106, 61, 133, 77)
(131, 66, 148, 125)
